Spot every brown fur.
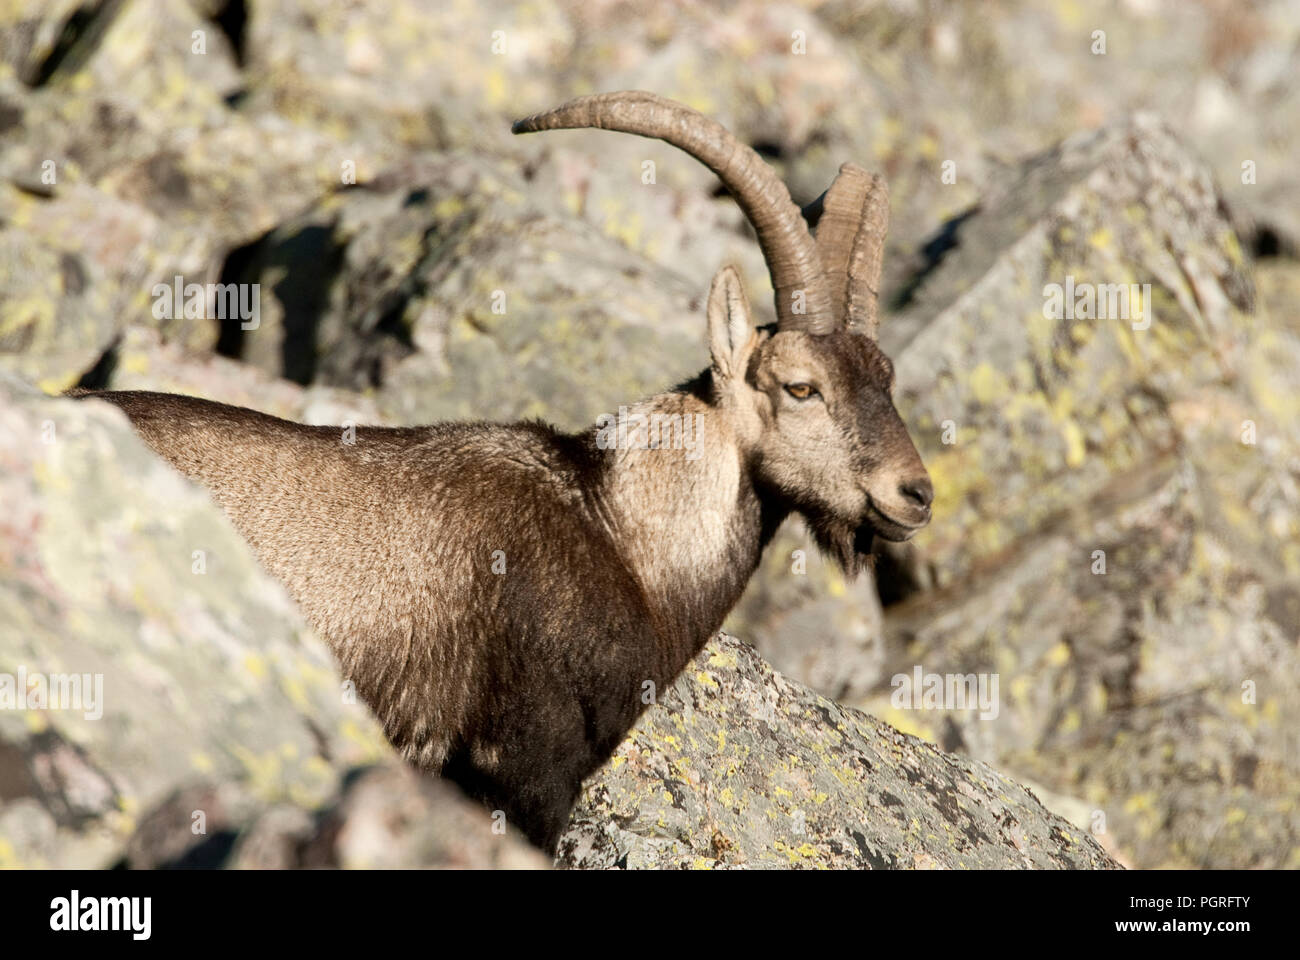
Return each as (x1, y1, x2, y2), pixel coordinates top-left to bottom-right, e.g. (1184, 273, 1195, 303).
(76, 269, 929, 852)
(71, 95, 933, 851)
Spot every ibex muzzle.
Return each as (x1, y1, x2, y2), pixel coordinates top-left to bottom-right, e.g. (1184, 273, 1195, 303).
(743, 325, 933, 570)
(79, 92, 931, 853)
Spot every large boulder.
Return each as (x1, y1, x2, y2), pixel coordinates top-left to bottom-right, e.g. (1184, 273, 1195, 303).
(0, 375, 543, 868)
(207, 152, 724, 429)
(560, 633, 1118, 869)
(854, 117, 1296, 869)
(0, 0, 368, 389)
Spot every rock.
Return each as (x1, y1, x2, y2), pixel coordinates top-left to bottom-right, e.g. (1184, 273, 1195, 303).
(290, 765, 548, 869)
(123, 764, 549, 869)
(889, 113, 1254, 581)
(217, 153, 713, 431)
(854, 117, 1298, 869)
(0, 1, 114, 86)
(239, 0, 572, 156)
(0, 0, 340, 248)
(2, 0, 1297, 871)
(0, 375, 525, 868)
(0, 0, 364, 390)
(559, 633, 1118, 869)
(0, 179, 212, 391)
(90, 324, 388, 427)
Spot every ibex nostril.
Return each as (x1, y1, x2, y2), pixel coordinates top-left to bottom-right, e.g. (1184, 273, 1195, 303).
(901, 477, 934, 510)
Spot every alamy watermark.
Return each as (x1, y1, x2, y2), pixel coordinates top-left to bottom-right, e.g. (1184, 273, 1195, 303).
(1043, 275, 1151, 330)
(891, 665, 1000, 719)
(50, 891, 150, 940)
(0, 667, 103, 720)
(151, 275, 260, 330)
(595, 407, 704, 461)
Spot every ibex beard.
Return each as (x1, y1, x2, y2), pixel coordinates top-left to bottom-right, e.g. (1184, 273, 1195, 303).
(75, 91, 933, 854)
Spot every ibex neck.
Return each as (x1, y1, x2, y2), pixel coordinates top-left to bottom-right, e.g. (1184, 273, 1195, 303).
(586, 384, 772, 652)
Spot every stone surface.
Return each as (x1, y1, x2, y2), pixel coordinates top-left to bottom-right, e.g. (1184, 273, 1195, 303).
(559, 633, 1118, 869)
(1, 0, 1296, 870)
(0, 375, 532, 868)
(850, 118, 1299, 870)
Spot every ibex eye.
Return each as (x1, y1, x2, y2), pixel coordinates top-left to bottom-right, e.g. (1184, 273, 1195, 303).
(784, 383, 818, 400)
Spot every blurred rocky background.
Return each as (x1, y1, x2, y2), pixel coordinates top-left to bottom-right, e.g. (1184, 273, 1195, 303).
(1, 0, 1296, 868)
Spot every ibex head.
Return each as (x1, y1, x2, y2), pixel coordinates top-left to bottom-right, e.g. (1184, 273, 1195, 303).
(514, 92, 932, 573)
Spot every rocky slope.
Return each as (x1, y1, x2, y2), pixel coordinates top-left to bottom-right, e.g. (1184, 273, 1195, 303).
(561, 633, 1115, 869)
(0, 374, 548, 868)
(2, 0, 1296, 868)
(0, 377, 1113, 868)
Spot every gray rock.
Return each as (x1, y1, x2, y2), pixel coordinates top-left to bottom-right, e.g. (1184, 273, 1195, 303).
(0, 375, 528, 868)
(850, 117, 1297, 869)
(559, 633, 1118, 869)
(123, 764, 549, 869)
(218, 153, 712, 431)
(2, 0, 1296, 871)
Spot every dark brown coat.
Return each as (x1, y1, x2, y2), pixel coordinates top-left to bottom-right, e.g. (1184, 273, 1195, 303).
(77, 93, 933, 851)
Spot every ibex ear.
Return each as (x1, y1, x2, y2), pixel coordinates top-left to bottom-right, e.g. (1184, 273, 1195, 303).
(707, 265, 755, 381)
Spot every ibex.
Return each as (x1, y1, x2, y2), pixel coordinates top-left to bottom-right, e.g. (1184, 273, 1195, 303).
(77, 92, 932, 853)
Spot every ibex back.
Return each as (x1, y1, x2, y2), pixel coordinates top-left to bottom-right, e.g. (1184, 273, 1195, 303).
(78, 92, 933, 853)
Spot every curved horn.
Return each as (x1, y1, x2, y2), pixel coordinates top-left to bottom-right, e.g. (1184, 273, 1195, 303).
(513, 91, 835, 333)
(802, 162, 889, 338)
